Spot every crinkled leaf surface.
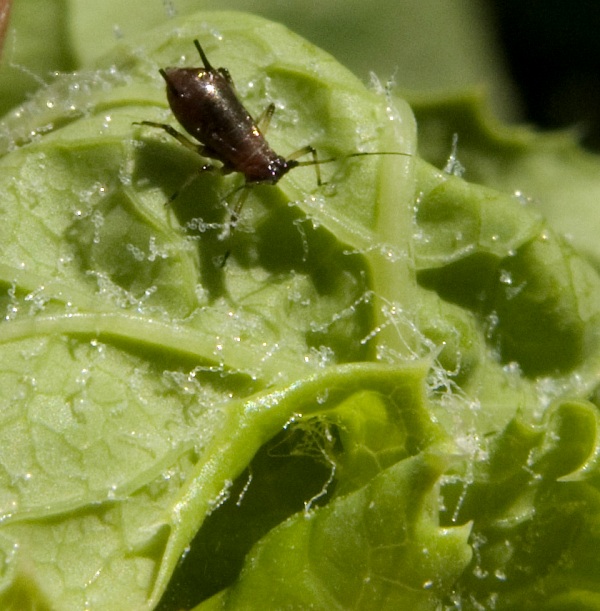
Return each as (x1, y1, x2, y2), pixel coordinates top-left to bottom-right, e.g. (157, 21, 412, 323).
(1, 9, 600, 611)
(414, 92, 600, 270)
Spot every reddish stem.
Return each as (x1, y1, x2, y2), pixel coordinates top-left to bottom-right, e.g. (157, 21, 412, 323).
(0, 0, 12, 58)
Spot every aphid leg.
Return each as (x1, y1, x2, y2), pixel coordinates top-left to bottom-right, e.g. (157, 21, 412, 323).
(216, 104, 275, 244)
(255, 103, 276, 134)
(287, 145, 324, 185)
(230, 187, 252, 234)
(163, 166, 216, 205)
(218, 67, 234, 86)
(217, 184, 251, 241)
(134, 120, 200, 155)
(219, 185, 252, 267)
(134, 121, 219, 204)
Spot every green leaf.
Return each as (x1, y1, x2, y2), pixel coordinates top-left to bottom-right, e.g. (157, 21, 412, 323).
(413, 92, 600, 269)
(201, 453, 472, 611)
(0, 0, 77, 117)
(444, 400, 600, 610)
(1, 8, 600, 611)
(0, 10, 423, 609)
(414, 158, 600, 378)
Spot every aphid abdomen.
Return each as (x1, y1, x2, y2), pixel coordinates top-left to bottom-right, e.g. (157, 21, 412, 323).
(162, 67, 282, 182)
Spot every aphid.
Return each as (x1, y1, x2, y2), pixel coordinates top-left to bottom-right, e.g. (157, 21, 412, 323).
(135, 40, 409, 246)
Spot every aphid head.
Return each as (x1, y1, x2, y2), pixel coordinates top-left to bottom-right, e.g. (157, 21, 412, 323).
(263, 156, 298, 184)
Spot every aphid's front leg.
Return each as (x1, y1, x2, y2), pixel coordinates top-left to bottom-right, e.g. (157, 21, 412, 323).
(287, 145, 324, 185)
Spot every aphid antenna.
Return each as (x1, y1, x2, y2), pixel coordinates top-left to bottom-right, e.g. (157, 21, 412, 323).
(293, 150, 412, 169)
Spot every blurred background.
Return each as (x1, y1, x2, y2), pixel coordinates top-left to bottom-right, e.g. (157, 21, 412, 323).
(492, 0, 600, 150)
(1, 0, 599, 148)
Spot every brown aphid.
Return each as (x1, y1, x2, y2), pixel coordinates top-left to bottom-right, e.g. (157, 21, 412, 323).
(135, 40, 410, 250)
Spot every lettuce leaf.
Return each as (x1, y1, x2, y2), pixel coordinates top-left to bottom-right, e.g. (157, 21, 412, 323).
(1, 9, 600, 611)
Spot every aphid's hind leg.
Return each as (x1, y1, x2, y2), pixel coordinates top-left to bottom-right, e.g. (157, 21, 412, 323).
(134, 121, 201, 155)
(135, 121, 220, 203)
